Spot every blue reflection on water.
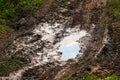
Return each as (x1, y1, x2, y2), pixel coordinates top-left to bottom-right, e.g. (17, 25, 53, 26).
(59, 44, 80, 60)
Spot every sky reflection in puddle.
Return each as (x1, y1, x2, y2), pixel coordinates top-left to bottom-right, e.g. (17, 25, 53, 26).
(59, 30, 87, 60)
(59, 44, 80, 60)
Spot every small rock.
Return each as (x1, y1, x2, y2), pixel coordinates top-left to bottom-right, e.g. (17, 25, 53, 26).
(59, 8, 68, 13)
(67, 2, 71, 5)
(18, 18, 27, 25)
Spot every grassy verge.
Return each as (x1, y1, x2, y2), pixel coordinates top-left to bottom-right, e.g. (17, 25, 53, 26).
(0, 0, 44, 76)
(108, 0, 120, 41)
(0, 0, 44, 35)
(0, 0, 44, 19)
(109, 0, 120, 20)
(0, 55, 27, 76)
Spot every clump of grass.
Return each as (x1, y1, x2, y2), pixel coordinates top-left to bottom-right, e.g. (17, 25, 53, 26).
(108, 0, 120, 41)
(0, 0, 44, 19)
(0, 55, 27, 76)
(105, 75, 120, 80)
(80, 74, 120, 80)
(19, 0, 44, 11)
(0, 0, 44, 36)
(0, 25, 9, 34)
(109, 0, 120, 20)
(81, 75, 102, 80)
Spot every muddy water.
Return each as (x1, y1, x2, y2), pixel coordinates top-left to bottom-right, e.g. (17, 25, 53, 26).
(1, 20, 93, 80)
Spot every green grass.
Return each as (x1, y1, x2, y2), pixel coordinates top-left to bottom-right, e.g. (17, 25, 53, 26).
(0, 25, 9, 34)
(105, 75, 120, 80)
(108, 0, 120, 41)
(0, 55, 27, 76)
(19, 0, 44, 10)
(0, 0, 44, 36)
(109, 0, 120, 19)
(0, 1, 44, 75)
(82, 75, 101, 80)
(0, 0, 44, 19)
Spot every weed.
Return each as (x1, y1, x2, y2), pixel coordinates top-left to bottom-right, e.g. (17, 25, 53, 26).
(0, 55, 27, 76)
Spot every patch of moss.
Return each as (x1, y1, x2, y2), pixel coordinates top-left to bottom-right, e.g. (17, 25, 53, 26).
(0, 55, 27, 76)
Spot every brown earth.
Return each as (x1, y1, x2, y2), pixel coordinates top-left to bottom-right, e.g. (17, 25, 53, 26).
(0, 0, 120, 79)
(0, 0, 55, 60)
